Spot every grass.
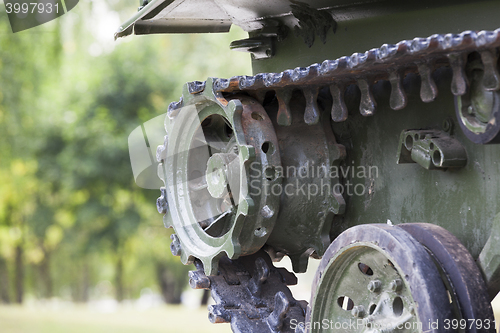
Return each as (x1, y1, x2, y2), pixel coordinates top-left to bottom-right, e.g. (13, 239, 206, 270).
(0, 304, 232, 333)
(2, 298, 500, 333)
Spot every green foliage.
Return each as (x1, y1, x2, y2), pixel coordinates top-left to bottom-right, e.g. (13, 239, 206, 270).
(0, 1, 250, 303)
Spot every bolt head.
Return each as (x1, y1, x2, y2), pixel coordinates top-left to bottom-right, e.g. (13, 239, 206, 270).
(442, 118, 454, 132)
(368, 280, 382, 292)
(409, 306, 416, 315)
(390, 279, 403, 292)
(352, 305, 365, 318)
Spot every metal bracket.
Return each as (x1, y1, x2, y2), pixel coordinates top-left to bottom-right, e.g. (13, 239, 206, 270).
(230, 36, 275, 60)
(230, 26, 287, 60)
(397, 130, 467, 170)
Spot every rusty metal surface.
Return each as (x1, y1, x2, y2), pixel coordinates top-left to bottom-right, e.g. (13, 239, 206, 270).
(200, 29, 500, 126)
(188, 250, 306, 333)
(263, 90, 346, 273)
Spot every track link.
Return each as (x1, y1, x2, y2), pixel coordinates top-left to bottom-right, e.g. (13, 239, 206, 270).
(169, 28, 500, 127)
(188, 250, 306, 333)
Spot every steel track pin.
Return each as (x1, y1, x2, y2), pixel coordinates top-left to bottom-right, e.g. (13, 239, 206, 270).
(156, 187, 168, 214)
(266, 291, 290, 332)
(170, 234, 182, 256)
(208, 304, 231, 324)
(188, 270, 211, 289)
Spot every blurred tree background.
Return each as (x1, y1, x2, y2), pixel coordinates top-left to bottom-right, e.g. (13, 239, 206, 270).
(0, 0, 250, 306)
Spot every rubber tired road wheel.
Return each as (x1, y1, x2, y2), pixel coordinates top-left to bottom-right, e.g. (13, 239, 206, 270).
(398, 223, 495, 333)
(306, 224, 454, 333)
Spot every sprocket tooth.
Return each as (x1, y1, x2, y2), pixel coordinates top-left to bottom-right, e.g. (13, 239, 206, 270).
(156, 140, 167, 163)
(480, 49, 500, 91)
(225, 99, 243, 119)
(329, 83, 348, 122)
(417, 61, 438, 102)
(448, 52, 469, 96)
(389, 69, 407, 110)
(289, 252, 310, 274)
(303, 87, 320, 125)
(202, 255, 222, 276)
(236, 195, 254, 216)
(275, 89, 293, 126)
(238, 144, 255, 163)
(357, 78, 376, 116)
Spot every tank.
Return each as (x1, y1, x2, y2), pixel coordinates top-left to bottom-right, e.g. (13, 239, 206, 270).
(119, 1, 500, 332)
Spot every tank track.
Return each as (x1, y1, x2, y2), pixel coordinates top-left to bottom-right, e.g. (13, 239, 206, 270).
(188, 250, 307, 333)
(171, 28, 500, 125)
(166, 28, 500, 333)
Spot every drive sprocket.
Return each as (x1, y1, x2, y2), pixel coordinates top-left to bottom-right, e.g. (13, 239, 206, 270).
(156, 78, 282, 275)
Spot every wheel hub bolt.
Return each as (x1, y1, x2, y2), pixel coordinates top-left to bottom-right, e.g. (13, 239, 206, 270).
(206, 152, 238, 199)
(390, 279, 403, 292)
(352, 305, 365, 318)
(368, 280, 382, 292)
